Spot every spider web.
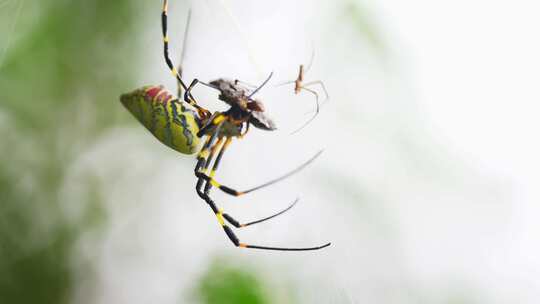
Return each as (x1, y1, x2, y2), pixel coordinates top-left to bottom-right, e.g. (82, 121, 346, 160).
(212, 0, 264, 77)
(179, 0, 264, 79)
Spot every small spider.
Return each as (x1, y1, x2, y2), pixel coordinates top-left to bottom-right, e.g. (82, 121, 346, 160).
(277, 50, 330, 134)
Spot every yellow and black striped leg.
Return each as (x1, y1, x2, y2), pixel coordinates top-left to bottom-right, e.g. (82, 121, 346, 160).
(162, 0, 209, 118)
(183, 79, 199, 105)
(222, 198, 299, 229)
(217, 205, 330, 251)
(161, 0, 185, 91)
(195, 150, 324, 197)
(193, 135, 224, 223)
(202, 137, 232, 195)
(193, 123, 224, 189)
(219, 203, 330, 251)
(194, 136, 211, 170)
(194, 138, 327, 251)
(198, 137, 298, 227)
(196, 113, 227, 138)
(202, 137, 298, 227)
(201, 187, 328, 251)
(199, 181, 300, 231)
(183, 78, 223, 106)
(201, 138, 223, 177)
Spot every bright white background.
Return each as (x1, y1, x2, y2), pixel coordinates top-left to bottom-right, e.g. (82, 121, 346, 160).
(374, 0, 540, 302)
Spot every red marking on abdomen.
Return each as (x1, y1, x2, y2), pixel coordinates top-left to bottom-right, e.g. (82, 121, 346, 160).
(145, 86, 163, 100)
(145, 86, 173, 104)
(156, 90, 172, 103)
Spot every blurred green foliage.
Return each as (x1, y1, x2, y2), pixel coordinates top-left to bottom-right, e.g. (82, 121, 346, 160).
(192, 258, 272, 304)
(0, 0, 143, 128)
(344, 1, 386, 57)
(0, 0, 144, 302)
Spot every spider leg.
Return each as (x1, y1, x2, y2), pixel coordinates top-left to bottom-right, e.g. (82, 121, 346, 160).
(274, 80, 296, 87)
(290, 87, 320, 135)
(195, 150, 324, 197)
(302, 80, 330, 104)
(193, 120, 223, 180)
(194, 124, 298, 229)
(196, 112, 227, 138)
(194, 136, 329, 251)
(203, 137, 231, 195)
(183, 78, 222, 106)
(201, 136, 298, 228)
(304, 47, 316, 74)
(203, 138, 224, 178)
(176, 9, 191, 97)
(162, 0, 209, 117)
(213, 197, 329, 251)
(223, 198, 299, 228)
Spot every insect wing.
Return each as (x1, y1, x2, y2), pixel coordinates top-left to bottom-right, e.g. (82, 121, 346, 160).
(250, 111, 277, 131)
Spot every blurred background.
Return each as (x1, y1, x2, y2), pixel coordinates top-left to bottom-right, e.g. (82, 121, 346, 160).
(1, 0, 539, 303)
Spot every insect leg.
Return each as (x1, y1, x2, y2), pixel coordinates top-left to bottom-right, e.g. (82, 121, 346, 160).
(247, 71, 274, 98)
(234, 79, 258, 89)
(184, 71, 273, 105)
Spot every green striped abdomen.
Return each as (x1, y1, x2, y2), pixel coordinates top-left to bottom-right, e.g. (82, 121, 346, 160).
(120, 85, 201, 154)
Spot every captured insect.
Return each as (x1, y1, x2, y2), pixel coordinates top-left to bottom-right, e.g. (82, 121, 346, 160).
(277, 51, 330, 134)
(119, 0, 330, 251)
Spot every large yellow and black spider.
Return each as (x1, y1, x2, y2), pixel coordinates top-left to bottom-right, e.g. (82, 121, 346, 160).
(120, 0, 330, 251)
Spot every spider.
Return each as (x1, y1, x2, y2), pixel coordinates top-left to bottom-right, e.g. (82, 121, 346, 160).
(119, 0, 330, 251)
(277, 50, 330, 134)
